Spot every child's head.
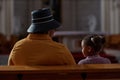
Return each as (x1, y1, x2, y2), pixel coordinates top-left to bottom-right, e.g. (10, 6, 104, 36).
(81, 35, 105, 57)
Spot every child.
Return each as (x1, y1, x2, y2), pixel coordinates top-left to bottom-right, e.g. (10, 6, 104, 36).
(78, 35, 111, 64)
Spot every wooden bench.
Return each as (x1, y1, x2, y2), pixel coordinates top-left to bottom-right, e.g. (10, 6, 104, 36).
(0, 64, 120, 80)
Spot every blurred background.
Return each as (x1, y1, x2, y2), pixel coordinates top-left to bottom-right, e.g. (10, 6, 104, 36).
(0, 0, 120, 65)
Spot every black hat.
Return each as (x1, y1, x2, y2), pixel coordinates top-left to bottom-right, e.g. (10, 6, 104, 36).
(27, 8, 60, 33)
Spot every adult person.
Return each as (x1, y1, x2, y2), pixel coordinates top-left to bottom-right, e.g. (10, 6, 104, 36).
(78, 35, 111, 64)
(8, 8, 76, 65)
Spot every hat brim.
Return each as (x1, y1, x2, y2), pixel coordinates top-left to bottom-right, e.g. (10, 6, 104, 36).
(27, 20, 60, 33)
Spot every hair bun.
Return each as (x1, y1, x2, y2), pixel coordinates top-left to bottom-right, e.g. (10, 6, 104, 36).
(91, 35, 105, 45)
(99, 36, 105, 44)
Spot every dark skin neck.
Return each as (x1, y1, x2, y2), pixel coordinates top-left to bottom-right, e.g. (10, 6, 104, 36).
(88, 48, 98, 56)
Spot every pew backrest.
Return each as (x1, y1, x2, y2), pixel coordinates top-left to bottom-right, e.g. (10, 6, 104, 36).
(0, 64, 120, 80)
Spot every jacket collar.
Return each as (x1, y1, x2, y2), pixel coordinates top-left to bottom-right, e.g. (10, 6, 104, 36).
(27, 34, 52, 40)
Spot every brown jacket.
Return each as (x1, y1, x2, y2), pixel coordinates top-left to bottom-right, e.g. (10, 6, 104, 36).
(8, 34, 76, 65)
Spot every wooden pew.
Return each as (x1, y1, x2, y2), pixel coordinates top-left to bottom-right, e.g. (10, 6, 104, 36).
(0, 64, 120, 80)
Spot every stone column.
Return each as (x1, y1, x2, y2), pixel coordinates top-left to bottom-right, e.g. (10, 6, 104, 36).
(61, 0, 77, 31)
(101, 0, 111, 34)
(114, 0, 120, 34)
(109, 0, 120, 34)
(101, 0, 120, 34)
(1, 0, 14, 39)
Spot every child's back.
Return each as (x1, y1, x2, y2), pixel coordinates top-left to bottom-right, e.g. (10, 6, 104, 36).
(78, 55, 111, 64)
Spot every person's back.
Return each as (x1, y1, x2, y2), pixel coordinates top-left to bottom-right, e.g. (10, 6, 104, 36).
(78, 35, 111, 64)
(8, 8, 76, 65)
(78, 55, 111, 64)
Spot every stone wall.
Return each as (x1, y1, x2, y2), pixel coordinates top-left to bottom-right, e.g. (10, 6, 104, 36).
(61, 0, 101, 32)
